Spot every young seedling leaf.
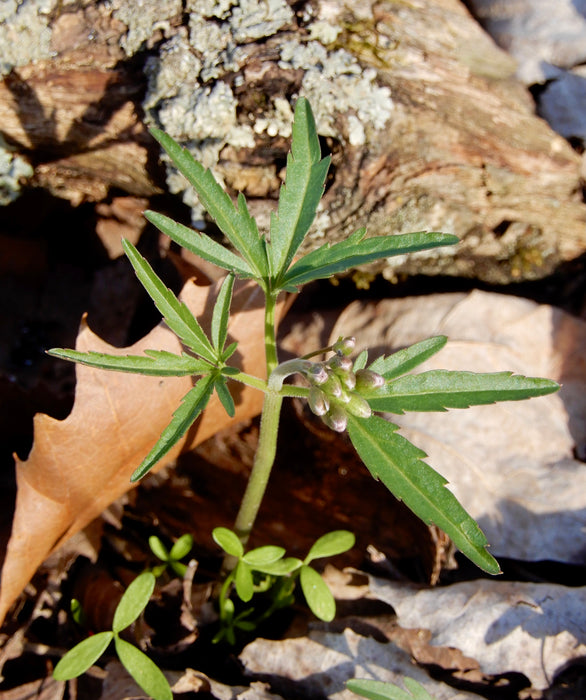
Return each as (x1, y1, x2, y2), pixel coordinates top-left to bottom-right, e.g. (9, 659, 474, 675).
(214, 376, 236, 417)
(282, 231, 459, 288)
(145, 210, 254, 278)
(211, 274, 235, 353)
(150, 129, 269, 280)
(243, 545, 286, 568)
(299, 565, 336, 622)
(169, 533, 194, 561)
(53, 631, 113, 680)
(149, 536, 170, 562)
(347, 677, 436, 700)
(130, 375, 215, 482)
(365, 370, 560, 413)
(269, 97, 331, 279)
(368, 336, 448, 379)
(213, 527, 244, 558)
(122, 239, 217, 363)
(347, 414, 500, 574)
(114, 637, 173, 700)
(47, 348, 212, 377)
(113, 572, 156, 633)
(304, 530, 355, 563)
(235, 560, 254, 602)
(252, 557, 303, 576)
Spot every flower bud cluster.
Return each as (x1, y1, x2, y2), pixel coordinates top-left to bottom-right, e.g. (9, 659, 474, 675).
(303, 337, 385, 433)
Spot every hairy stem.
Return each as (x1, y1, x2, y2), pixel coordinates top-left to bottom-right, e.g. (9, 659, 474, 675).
(264, 293, 279, 376)
(231, 389, 283, 549)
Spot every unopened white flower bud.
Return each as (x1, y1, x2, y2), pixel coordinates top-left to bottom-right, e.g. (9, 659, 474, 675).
(355, 368, 385, 391)
(308, 386, 329, 416)
(306, 363, 329, 385)
(345, 393, 372, 418)
(322, 405, 347, 432)
(333, 336, 356, 356)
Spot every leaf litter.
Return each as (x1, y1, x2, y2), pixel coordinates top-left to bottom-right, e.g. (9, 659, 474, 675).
(2, 287, 586, 698)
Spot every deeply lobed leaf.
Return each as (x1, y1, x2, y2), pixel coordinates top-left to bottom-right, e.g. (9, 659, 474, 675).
(281, 231, 459, 288)
(130, 375, 215, 482)
(269, 98, 331, 281)
(347, 414, 500, 574)
(145, 210, 254, 278)
(123, 239, 218, 363)
(47, 348, 212, 377)
(368, 337, 448, 379)
(150, 129, 269, 281)
(365, 370, 560, 413)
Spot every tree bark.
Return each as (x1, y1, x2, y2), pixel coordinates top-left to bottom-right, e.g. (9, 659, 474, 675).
(0, 0, 584, 283)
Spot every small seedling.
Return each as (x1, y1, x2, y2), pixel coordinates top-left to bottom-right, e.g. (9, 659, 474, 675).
(348, 677, 436, 700)
(149, 533, 193, 578)
(51, 98, 559, 684)
(54, 572, 172, 700)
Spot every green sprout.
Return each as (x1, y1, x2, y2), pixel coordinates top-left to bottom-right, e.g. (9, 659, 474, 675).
(50, 98, 559, 679)
(54, 572, 172, 700)
(348, 677, 436, 700)
(149, 533, 194, 578)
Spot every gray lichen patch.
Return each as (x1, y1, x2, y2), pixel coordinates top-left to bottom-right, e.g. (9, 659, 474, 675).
(0, 135, 33, 205)
(143, 1, 393, 225)
(0, 0, 55, 75)
(111, 0, 182, 56)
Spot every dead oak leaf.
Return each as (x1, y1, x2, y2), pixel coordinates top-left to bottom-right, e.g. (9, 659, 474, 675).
(0, 278, 283, 625)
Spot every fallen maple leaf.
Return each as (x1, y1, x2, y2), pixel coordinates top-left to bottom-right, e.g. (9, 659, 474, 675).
(0, 278, 285, 625)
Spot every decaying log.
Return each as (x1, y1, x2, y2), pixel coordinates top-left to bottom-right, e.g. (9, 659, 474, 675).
(0, 0, 584, 282)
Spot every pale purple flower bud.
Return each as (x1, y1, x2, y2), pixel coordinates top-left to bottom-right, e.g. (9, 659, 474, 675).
(321, 370, 343, 398)
(322, 405, 348, 432)
(308, 386, 329, 416)
(306, 363, 329, 385)
(341, 371, 356, 391)
(345, 393, 372, 419)
(327, 354, 353, 374)
(355, 368, 385, 391)
(333, 336, 356, 356)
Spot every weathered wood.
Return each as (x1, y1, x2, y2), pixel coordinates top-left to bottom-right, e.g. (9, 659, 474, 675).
(0, 0, 584, 282)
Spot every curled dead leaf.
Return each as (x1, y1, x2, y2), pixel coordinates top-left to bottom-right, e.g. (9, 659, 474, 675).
(0, 278, 286, 625)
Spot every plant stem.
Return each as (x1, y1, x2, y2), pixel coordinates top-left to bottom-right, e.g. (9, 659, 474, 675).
(231, 389, 283, 550)
(264, 293, 279, 375)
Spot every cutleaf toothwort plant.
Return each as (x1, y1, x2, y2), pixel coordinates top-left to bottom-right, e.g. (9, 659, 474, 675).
(50, 99, 558, 642)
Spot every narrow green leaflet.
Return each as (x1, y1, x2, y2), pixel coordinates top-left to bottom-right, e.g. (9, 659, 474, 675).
(47, 348, 212, 377)
(150, 129, 269, 281)
(243, 545, 286, 568)
(299, 565, 336, 622)
(347, 414, 500, 574)
(235, 560, 254, 602)
(368, 337, 448, 379)
(366, 370, 560, 414)
(305, 531, 355, 563)
(130, 375, 215, 482)
(269, 97, 331, 280)
(145, 211, 254, 278)
(113, 572, 155, 633)
(281, 230, 459, 289)
(347, 678, 436, 700)
(53, 631, 113, 680)
(214, 375, 235, 417)
(211, 274, 234, 353)
(122, 239, 217, 363)
(114, 637, 173, 700)
(213, 526, 244, 558)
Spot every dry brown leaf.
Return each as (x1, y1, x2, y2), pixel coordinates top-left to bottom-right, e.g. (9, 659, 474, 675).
(369, 576, 586, 690)
(0, 278, 284, 625)
(329, 290, 586, 564)
(240, 628, 485, 699)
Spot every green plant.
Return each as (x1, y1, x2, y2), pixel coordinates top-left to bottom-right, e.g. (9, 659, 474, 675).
(53, 572, 172, 700)
(50, 98, 558, 685)
(348, 677, 436, 700)
(149, 533, 194, 578)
